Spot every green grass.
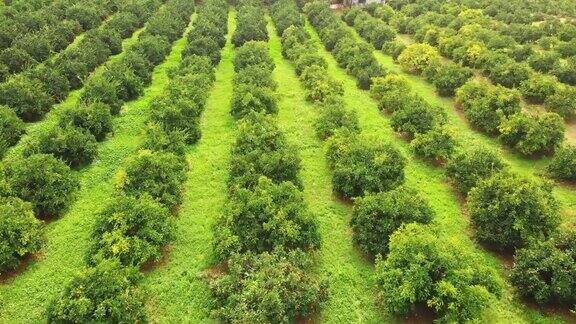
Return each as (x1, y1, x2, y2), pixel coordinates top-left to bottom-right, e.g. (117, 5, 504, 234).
(0, 15, 194, 323)
(140, 9, 236, 323)
(304, 21, 567, 323)
(267, 18, 386, 323)
(346, 27, 576, 227)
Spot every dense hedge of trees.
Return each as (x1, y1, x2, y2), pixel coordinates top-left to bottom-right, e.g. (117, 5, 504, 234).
(0, 0, 114, 78)
(45, 1, 214, 320)
(363, 3, 573, 159)
(232, 0, 268, 47)
(0, 0, 163, 124)
(304, 1, 385, 89)
(209, 7, 327, 321)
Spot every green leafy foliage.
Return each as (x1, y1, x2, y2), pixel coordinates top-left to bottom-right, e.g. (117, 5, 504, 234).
(510, 230, 576, 305)
(213, 177, 321, 259)
(87, 194, 174, 267)
(468, 172, 560, 250)
(1, 154, 79, 218)
(58, 102, 113, 142)
(547, 144, 576, 181)
(375, 223, 504, 322)
(410, 125, 457, 162)
(229, 112, 301, 189)
(115, 150, 186, 210)
(0, 197, 43, 273)
(326, 131, 406, 198)
(499, 112, 565, 156)
(23, 125, 98, 168)
(350, 187, 434, 256)
(445, 147, 506, 195)
(0, 105, 25, 157)
(398, 43, 440, 74)
(210, 249, 328, 323)
(456, 80, 521, 135)
(0, 75, 54, 121)
(47, 259, 147, 323)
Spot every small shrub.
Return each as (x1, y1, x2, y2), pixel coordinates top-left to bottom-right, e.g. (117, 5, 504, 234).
(519, 74, 559, 104)
(59, 102, 113, 141)
(545, 85, 576, 119)
(445, 147, 506, 196)
(23, 125, 98, 168)
(398, 43, 440, 74)
(47, 259, 147, 323)
(375, 223, 504, 322)
(142, 123, 188, 156)
(456, 80, 521, 135)
(0, 105, 25, 155)
(101, 63, 144, 102)
(122, 51, 153, 85)
(369, 74, 411, 101)
(488, 61, 532, 88)
(130, 35, 171, 65)
(499, 112, 565, 156)
(547, 145, 576, 181)
(0, 75, 54, 122)
(229, 112, 301, 189)
(233, 41, 274, 72)
(233, 64, 277, 90)
(0, 47, 36, 74)
(80, 74, 123, 115)
(115, 150, 186, 210)
(510, 230, 576, 305)
(299, 65, 344, 103)
(350, 187, 434, 256)
(326, 131, 406, 198)
(411, 125, 457, 162)
(213, 177, 320, 259)
(209, 249, 328, 323)
(230, 84, 277, 119)
(25, 66, 71, 102)
(2, 154, 79, 217)
(314, 100, 360, 140)
(427, 62, 473, 97)
(150, 95, 202, 144)
(0, 197, 43, 273)
(468, 172, 560, 250)
(88, 194, 174, 267)
(390, 101, 445, 138)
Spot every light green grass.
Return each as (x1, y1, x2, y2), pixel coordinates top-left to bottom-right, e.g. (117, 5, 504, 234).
(305, 21, 567, 323)
(141, 9, 236, 323)
(347, 27, 576, 227)
(267, 18, 387, 323)
(0, 15, 194, 323)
